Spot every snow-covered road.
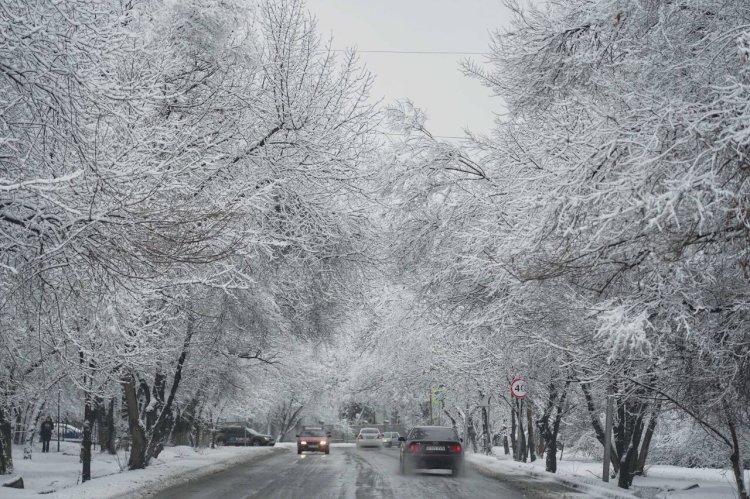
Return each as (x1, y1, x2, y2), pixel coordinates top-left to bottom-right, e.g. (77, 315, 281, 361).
(151, 444, 579, 499)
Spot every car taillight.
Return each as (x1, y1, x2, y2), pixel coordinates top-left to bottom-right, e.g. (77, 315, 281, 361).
(377, 434, 383, 439)
(449, 443, 462, 453)
(407, 443, 420, 453)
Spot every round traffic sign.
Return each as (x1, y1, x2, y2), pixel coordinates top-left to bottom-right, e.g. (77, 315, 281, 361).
(510, 376, 527, 399)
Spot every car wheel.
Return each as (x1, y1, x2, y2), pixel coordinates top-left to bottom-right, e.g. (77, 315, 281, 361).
(399, 459, 410, 475)
(297, 447, 302, 455)
(325, 449, 330, 455)
(453, 463, 464, 477)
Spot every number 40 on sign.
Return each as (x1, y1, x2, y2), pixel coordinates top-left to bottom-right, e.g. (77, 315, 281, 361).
(510, 376, 527, 399)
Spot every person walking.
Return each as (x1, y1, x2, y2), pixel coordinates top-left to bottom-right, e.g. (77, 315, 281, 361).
(40, 416, 54, 453)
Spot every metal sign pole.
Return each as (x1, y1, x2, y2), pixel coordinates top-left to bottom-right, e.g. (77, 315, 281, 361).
(429, 389, 433, 425)
(57, 387, 60, 452)
(603, 395, 614, 482)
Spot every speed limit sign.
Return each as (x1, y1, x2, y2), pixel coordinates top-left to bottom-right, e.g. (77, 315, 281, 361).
(510, 376, 527, 399)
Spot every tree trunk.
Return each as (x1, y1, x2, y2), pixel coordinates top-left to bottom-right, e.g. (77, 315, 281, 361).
(22, 398, 45, 460)
(81, 421, 92, 482)
(636, 402, 660, 475)
(616, 398, 646, 489)
(0, 407, 13, 474)
(516, 399, 526, 462)
(726, 404, 749, 499)
(172, 399, 199, 446)
(538, 380, 568, 474)
(123, 373, 147, 470)
(467, 415, 478, 453)
(145, 320, 195, 463)
(81, 392, 96, 482)
(527, 405, 536, 462)
(481, 405, 492, 455)
(13, 409, 23, 445)
(580, 383, 620, 473)
(105, 398, 116, 454)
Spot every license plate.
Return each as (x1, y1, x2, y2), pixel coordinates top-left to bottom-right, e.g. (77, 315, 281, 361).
(425, 446, 445, 451)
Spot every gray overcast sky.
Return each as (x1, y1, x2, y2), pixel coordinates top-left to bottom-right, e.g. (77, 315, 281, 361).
(305, 0, 513, 138)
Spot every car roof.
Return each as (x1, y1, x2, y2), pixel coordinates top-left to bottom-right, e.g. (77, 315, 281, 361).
(359, 427, 379, 431)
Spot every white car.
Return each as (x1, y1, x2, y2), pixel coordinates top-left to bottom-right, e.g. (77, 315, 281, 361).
(356, 428, 383, 448)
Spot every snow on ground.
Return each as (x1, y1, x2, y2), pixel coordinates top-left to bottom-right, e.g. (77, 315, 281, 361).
(0, 442, 284, 498)
(2, 442, 741, 498)
(466, 448, 739, 499)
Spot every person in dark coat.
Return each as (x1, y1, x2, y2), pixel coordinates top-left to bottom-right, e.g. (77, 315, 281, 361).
(40, 416, 54, 453)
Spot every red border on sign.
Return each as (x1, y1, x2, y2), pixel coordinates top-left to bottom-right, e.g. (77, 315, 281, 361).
(510, 375, 527, 399)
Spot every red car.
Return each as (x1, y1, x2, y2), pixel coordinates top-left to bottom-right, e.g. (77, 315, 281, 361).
(296, 427, 330, 455)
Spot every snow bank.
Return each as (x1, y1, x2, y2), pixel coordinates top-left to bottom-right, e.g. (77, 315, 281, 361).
(1, 442, 285, 498)
(467, 449, 739, 499)
(467, 453, 637, 499)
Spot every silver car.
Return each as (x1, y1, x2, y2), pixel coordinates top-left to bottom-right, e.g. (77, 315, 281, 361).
(356, 428, 382, 448)
(382, 432, 401, 448)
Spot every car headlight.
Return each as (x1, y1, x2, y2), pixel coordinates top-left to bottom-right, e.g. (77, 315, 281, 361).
(300, 441, 307, 445)
(320, 440, 327, 446)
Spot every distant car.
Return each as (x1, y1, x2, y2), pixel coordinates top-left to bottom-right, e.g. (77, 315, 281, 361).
(297, 427, 330, 454)
(399, 426, 464, 476)
(382, 432, 401, 448)
(246, 428, 275, 446)
(216, 426, 275, 446)
(62, 425, 81, 440)
(356, 428, 382, 448)
(53, 423, 81, 440)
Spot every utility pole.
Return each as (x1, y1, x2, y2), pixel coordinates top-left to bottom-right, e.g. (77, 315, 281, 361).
(602, 395, 614, 482)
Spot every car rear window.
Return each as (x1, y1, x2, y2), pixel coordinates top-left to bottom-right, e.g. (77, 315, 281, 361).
(360, 428, 379, 433)
(301, 429, 326, 436)
(408, 427, 458, 441)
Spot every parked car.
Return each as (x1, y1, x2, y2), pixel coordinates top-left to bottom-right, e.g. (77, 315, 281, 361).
(53, 423, 81, 440)
(216, 426, 275, 446)
(382, 431, 401, 448)
(246, 428, 275, 446)
(296, 426, 330, 454)
(399, 426, 464, 476)
(356, 427, 382, 448)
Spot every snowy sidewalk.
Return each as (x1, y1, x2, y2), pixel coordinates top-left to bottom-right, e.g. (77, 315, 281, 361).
(1, 442, 285, 498)
(467, 450, 740, 499)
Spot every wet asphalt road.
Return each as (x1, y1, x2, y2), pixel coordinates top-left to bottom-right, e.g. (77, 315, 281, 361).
(152, 444, 580, 499)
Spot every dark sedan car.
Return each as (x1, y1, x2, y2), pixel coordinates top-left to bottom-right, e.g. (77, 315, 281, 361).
(399, 426, 464, 476)
(216, 426, 275, 446)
